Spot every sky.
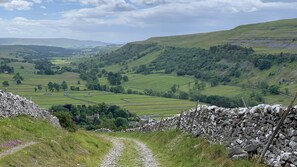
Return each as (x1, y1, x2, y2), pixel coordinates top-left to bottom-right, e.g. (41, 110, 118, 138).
(0, 0, 297, 43)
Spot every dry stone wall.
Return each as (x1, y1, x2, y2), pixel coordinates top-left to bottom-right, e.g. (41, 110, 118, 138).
(127, 104, 297, 167)
(0, 90, 60, 127)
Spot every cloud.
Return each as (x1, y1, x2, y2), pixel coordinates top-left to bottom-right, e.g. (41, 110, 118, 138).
(62, 0, 134, 19)
(0, 0, 33, 10)
(130, 0, 166, 6)
(1, 0, 297, 42)
(0, 0, 45, 10)
(32, 0, 42, 3)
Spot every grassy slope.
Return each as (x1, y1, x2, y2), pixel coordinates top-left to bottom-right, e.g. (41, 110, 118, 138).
(138, 18, 297, 53)
(111, 131, 265, 167)
(0, 116, 111, 166)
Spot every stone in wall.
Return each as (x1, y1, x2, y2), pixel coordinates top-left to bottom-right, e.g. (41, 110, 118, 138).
(127, 104, 297, 167)
(0, 90, 60, 127)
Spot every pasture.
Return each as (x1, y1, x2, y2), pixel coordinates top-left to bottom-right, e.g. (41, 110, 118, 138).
(122, 74, 195, 92)
(0, 61, 196, 117)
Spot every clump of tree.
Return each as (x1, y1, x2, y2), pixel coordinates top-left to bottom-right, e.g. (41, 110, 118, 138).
(106, 72, 128, 85)
(34, 59, 74, 75)
(48, 81, 68, 92)
(257, 81, 280, 95)
(13, 73, 24, 84)
(0, 64, 14, 74)
(70, 86, 80, 91)
(99, 43, 161, 65)
(124, 44, 297, 85)
(34, 59, 55, 75)
(50, 103, 137, 130)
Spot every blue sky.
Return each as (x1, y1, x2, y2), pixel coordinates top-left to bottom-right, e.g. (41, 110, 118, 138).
(0, 0, 297, 43)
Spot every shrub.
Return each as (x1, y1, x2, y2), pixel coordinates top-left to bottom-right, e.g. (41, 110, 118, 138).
(2, 81, 9, 86)
(54, 111, 78, 132)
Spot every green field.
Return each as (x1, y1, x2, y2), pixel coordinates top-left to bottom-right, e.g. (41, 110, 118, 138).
(0, 61, 196, 117)
(1, 59, 294, 116)
(123, 73, 195, 92)
(67, 91, 196, 116)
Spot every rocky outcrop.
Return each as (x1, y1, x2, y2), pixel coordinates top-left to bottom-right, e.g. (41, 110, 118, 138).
(0, 90, 60, 127)
(127, 104, 297, 167)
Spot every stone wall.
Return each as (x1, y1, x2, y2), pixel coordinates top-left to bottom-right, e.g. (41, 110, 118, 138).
(0, 90, 60, 127)
(127, 104, 297, 167)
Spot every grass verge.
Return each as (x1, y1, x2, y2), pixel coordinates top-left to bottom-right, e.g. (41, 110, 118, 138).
(0, 116, 111, 167)
(110, 130, 266, 167)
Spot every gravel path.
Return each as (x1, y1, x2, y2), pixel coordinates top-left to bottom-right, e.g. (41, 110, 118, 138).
(132, 139, 159, 167)
(100, 137, 159, 167)
(100, 138, 124, 167)
(0, 142, 36, 159)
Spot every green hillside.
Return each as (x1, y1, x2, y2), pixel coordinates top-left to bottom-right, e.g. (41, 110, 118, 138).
(0, 116, 111, 166)
(86, 19, 297, 108)
(137, 18, 297, 53)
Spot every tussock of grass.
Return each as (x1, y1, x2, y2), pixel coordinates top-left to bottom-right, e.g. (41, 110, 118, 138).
(0, 116, 111, 166)
(112, 131, 266, 167)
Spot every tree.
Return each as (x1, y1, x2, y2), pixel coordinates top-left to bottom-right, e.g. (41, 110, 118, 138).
(61, 81, 68, 91)
(254, 59, 272, 70)
(123, 75, 129, 82)
(54, 83, 60, 92)
(179, 91, 189, 100)
(107, 72, 122, 85)
(16, 79, 22, 85)
(2, 81, 9, 86)
(170, 84, 178, 93)
(268, 85, 280, 95)
(48, 82, 54, 92)
(13, 73, 24, 84)
(115, 117, 128, 129)
(37, 84, 42, 91)
(34, 87, 37, 92)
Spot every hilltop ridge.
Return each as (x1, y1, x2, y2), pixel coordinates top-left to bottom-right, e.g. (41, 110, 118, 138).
(136, 18, 297, 53)
(0, 38, 110, 49)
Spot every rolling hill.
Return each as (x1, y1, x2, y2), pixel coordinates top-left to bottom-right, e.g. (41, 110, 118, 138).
(0, 38, 110, 49)
(88, 18, 297, 106)
(0, 45, 77, 58)
(137, 18, 297, 53)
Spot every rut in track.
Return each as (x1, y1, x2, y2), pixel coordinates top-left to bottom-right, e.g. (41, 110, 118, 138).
(99, 137, 159, 167)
